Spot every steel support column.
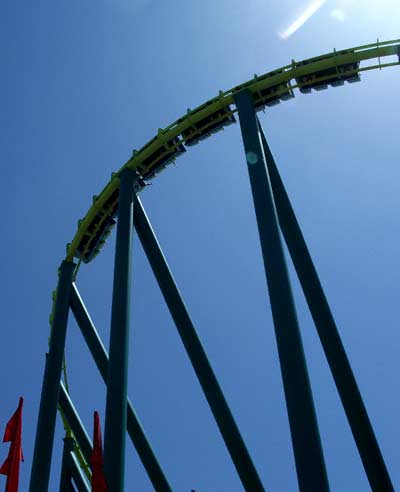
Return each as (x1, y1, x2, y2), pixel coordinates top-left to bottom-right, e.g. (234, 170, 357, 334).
(133, 196, 265, 492)
(70, 284, 172, 492)
(29, 260, 76, 492)
(59, 437, 75, 492)
(259, 126, 394, 492)
(234, 89, 330, 492)
(104, 168, 136, 492)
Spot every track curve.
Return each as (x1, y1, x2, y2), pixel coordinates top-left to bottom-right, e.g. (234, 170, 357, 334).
(65, 39, 400, 265)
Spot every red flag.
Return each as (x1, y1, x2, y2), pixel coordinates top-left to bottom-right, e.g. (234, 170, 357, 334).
(0, 397, 24, 492)
(90, 411, 107, 492)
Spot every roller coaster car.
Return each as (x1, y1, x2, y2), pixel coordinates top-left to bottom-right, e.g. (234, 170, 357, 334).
(253, 81, 294, 111)
(181, 105, 236, 146)
(141, 136, 185, 180)
(295, 51, 360, 93)
(76, 214, 116, 263)
(75, 174, 147, 262)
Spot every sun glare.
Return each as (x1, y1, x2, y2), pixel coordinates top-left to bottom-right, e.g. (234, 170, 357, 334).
(279, 0, 400, 40)
(330, 8, 346, 22)
(279, 0, 326, 40)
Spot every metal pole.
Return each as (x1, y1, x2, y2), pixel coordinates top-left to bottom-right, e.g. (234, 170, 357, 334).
(59, 437, 75, 492)
(59, 382, 93, 463)
(259, 126, 395, 492)
(133, 196, 265, 492)
(104, 168, 136, 492)
(29, 260, 76, 492)
(234, 89, 330, 492)
(70, 284, 173, 492)
(69, 451, 91, 492)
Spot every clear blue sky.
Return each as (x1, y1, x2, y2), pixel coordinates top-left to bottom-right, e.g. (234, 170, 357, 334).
(1, 1, 399, 491)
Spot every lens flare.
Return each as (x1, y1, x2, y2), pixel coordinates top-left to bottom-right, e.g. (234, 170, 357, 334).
(279, 0, 326, 40)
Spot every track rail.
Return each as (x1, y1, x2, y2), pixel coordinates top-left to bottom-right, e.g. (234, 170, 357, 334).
(65, 39, 400, 264)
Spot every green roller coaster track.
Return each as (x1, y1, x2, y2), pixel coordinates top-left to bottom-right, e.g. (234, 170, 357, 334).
(65, 38, 399, 265)
(31, 38, 400, 492)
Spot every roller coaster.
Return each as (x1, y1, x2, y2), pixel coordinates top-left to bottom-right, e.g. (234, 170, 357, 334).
(29, 39, 400, 492)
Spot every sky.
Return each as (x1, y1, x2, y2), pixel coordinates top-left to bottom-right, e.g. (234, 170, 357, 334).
(1, 1, 400, 491)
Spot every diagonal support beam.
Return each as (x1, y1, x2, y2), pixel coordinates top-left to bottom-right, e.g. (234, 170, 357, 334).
(69, 448, 91, 492)
(234, 89, 330, 492)
(59, 436, 89, 492)
(70, 284, 173, 492)
(133, 196, 265, 492)
(259, 125, 394, 492)
(59, 382, 93, 464)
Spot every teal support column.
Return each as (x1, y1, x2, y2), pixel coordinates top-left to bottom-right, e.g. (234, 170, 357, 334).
(29, 260, 76, 492)
(59, 437, 75, 492)
(104, 168, 136, 492)
(259, 125, 394, 492)
(234, 90, 330, 492)
(134, 197, 265, 492)
(70, 284, 173, 492)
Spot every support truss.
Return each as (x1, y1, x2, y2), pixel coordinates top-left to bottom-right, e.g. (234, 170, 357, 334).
(29, 101, 394, 492)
